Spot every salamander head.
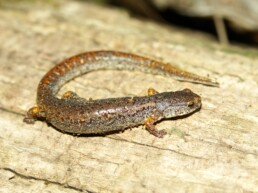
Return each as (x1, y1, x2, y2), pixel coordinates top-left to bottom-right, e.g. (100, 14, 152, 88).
(155, 89, 201, 118)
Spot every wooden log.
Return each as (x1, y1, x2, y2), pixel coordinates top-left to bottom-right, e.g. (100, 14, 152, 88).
(0, 1, 257, 192)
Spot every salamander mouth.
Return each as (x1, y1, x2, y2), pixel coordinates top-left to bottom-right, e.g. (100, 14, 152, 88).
(163, 101, 201, 118)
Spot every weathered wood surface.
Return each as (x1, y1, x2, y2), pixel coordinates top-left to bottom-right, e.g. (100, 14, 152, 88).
(0, 1, 257, 192)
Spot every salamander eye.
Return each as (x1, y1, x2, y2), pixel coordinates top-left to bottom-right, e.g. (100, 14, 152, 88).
(183, 89, 192, 93)
(187, 101, 195, 107)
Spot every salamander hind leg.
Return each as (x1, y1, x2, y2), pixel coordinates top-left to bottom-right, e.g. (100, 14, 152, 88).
(147, 88, 159, 96)
(62, 91, 81, 100)
(62, 91, 92, 103)
(23, 106, 46, 124)
(144, 115, 167, 138)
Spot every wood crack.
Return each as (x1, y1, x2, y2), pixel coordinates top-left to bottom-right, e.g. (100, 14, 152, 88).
(1, 168, 94, 193)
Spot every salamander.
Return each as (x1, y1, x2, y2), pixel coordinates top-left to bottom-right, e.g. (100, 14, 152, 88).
(24, 51, 218, 137)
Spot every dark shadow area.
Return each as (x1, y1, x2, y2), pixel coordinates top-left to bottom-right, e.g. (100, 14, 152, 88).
(104, 0, 258, 47)
(161, 8, 258, 47)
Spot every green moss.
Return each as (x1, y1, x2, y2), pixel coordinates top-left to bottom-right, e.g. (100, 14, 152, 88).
(169, 127, 186, 138)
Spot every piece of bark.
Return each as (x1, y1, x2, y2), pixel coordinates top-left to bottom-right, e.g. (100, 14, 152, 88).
(0, 0, 257, 193)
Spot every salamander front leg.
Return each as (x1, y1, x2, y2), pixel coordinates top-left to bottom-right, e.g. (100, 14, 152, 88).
(145, 115, 167, 138)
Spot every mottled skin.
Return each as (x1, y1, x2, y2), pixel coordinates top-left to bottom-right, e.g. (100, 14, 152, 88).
(24, 51, 218, 137)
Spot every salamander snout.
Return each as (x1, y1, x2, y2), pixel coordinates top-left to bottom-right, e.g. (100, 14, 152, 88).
(156, 89, 202, 118)
(186, 95, 201, 110)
